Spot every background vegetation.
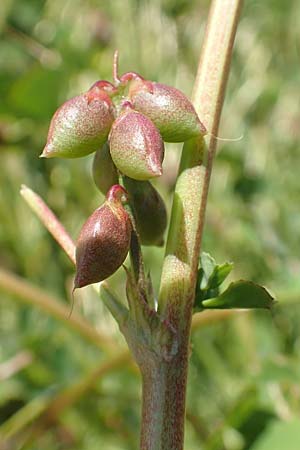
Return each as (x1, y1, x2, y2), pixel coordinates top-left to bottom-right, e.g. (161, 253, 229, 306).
(0, 0, 300, 449)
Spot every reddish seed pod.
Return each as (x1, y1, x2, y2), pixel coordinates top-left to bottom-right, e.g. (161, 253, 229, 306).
(119, 71, 145, 84)
(88, 80, 117, 94)
(129, 80, 206, 143)
(109, 107, 164, 180)
(41, 85, 115, 159)
(74, 185, 132, 288)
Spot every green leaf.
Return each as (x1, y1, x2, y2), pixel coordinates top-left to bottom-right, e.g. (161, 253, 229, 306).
(201, 280, 275, 310)
(198, 252, 217, 289)
(195, 252, 234, 306)
(208, 261, 234, 289)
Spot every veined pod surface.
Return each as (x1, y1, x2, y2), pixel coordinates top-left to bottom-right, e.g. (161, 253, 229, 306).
(130, 80, 206, 142)
(41, 87, 115, 159)
(74, 185, 132, 288)
(92, 143, 119, 195)
(109, 108, 164, 181)
(123, 177, 167, 246)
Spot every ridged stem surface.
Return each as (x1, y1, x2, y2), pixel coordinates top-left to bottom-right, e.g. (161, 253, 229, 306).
(140, 1, 243, 449)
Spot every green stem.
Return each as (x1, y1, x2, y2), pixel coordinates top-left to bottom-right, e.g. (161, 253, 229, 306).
(141, 1, 243, 449)
(140, 361, 167, 450)
(20, 185, 76, 265)
(159, 0, 243, 322)
(140, 336, 190, 450)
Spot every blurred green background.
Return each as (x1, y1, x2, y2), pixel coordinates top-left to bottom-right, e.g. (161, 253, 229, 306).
(1, 0, 300, 449)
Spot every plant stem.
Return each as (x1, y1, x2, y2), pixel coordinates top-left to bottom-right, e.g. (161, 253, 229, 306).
(20, 185, 76, 265)
(160, 0, 243, 323)
(141, 1, 243, 449)
(140, 362, 167, 450)
(140, 342, 190, 450)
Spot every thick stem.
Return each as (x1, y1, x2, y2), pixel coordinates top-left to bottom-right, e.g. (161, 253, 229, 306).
(160, 0, 243, 322)
(140, 336, 190, 450)
(144, 1, 243, 449)
(140, 362, 167, 450)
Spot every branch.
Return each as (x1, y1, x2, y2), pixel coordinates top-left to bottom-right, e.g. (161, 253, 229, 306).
(159, 0, 243, 327)
(20, 185, 76, 264)
(149, 2, 243, 447)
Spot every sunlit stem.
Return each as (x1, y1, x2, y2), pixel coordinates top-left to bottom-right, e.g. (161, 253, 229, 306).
(20, 184, 76, 264)
(141, 1, 243, 449)
(113, 49, 121, 85)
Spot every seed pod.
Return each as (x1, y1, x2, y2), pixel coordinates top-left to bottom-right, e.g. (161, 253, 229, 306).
(123, 177, 167, 246)
(92, 142, 119, 195)
(130, 80, 206, 143)
(74, 185, 132, 288)
(109, 107, 164, 181)
(41, 86, 115, 159)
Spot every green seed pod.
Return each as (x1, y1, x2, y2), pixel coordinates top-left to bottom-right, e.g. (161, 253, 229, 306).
(109, 107, 164, 181)
(130, 80, 206, 143)
(41, 86, 115, 159)
(123, 177, 167, 246)
(74, 185, 132, 288)
(92, 142, 119, 195)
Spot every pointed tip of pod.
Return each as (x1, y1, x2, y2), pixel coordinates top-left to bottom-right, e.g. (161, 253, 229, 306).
(106, 184, 129, 203)
(198, 119, 207, 137)
(109, 110, 164, 181)
(149, 162, 163, 177)
(73, 274, 89, 289)
(40, 145, 53, 158)
(147, 143, 163, 177)
(42, 93, 114, 159)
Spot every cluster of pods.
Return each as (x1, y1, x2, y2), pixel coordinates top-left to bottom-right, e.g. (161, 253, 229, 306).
(42, 67, 206, 288)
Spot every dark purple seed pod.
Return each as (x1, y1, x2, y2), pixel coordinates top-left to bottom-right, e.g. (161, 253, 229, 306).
(109, 107, 164, 181)
(41, 85, 115, 159)
(74, 185, 132, 288)
(123, 177, 167, 246)
(92, 142, 119, 195)
(129, 80, 206, 143)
